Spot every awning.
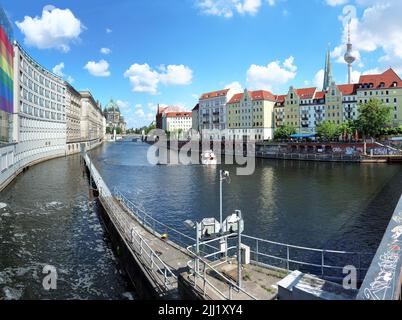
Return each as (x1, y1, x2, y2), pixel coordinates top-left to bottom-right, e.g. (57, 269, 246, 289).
(290, 133, 317, 138)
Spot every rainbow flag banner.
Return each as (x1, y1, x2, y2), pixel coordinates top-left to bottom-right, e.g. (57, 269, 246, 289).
(0, 11, 13, 114)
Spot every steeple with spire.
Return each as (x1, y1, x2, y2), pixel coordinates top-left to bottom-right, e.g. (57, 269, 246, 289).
(323, 48, 333, 91)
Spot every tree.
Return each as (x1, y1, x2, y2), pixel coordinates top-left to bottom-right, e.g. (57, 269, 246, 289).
(355, 98, 392, 139)
(274, 125, 296, 140)
(316, 121, 340, 141)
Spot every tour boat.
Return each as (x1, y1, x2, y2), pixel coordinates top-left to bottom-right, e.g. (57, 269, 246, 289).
(201, 150, 218, 165)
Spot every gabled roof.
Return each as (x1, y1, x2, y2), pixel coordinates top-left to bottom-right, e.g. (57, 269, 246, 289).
(227, 90, 276, 104)
(337, 84, 357, 95)
(358, 68, 401, 89)
(275, 95, 287, 103)
(228, 93, 243, 104)
(314, 91, 326, 99)
(250, 90, 276, 101)
(294, 87, 317, 99)
(200, 89, 230, 100)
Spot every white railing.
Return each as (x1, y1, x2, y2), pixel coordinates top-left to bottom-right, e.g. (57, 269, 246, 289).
(130, 228, 177, 290)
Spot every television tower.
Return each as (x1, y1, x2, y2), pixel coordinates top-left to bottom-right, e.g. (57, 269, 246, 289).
(344, 20, 356, 84)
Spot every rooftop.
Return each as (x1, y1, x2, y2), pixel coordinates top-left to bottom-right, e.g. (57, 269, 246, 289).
(200, 89, 230, 100)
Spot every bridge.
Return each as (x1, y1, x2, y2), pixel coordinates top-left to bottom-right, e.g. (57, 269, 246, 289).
(81, 149, 400, 300)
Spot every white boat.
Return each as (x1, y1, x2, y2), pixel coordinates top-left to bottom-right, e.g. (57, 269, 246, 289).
(201, 150, 218, 165)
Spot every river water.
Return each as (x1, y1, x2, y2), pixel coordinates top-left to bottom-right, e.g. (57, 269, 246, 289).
(1, 141, 401, 299)
(0, 154, 132, 300)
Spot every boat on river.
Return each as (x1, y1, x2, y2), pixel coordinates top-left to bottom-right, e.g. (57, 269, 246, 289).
(201, 150, 218, 165)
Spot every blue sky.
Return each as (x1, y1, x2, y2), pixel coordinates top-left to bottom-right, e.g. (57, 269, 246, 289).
(3, 0, 402, 128)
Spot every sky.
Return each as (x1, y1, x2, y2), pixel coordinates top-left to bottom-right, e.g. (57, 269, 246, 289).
(2, 0, 402, 128)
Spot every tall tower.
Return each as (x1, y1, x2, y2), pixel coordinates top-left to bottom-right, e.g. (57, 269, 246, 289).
(323, 49, 333, 91)
(344, 21, 356, 84)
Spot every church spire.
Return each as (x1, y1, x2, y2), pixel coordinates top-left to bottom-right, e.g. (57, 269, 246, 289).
(323, 48, 333, 91)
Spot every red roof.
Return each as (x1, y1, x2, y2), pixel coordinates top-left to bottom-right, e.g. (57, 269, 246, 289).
(295, 87, 317, 99)
(315, 91, 325, 99)
(165, 112, 192, 118)
(228, 93, 243, 104)
(337, 84, 356, 95)
(200, 89, 230, 100)
(227, 90, 276, 104)
(275, 95, 287, 103)
(358, 68, 401, 89)
(250, 90, 276, 101)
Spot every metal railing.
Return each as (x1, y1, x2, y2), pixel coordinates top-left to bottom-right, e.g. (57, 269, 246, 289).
(185, 255, 257, 300)
(256, 152, 364, 161)
(130, 227, 177, 290)
(241, 235, 374, 282)
(113, 187, 375, 283)
(84, 154, 178, 292)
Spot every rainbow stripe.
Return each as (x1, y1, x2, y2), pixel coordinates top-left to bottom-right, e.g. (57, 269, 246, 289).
(0, 24, 13, 113)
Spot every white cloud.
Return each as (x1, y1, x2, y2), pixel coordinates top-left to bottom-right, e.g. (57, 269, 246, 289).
(325, 0, 348, 6)
(67, 75, 74, 84)
(106, 28, 112, 34)
(124, 64, 160, 94)
(196, 0, 275, 18)
(100, 47, 111, 55)
(351, 70, 361, 83)
(135, 108, 145, 118)
(158, 65, 193, 86)
(246, 56, 297, 91)
(84, 60, 111, 77)
(124, 63, 193, 95)
(225, 81, 243, 99)
(16, 6, 83, 52)
(52, 62, 65, 77)
(332, 1, 402, 73)
(313, 69, 325, 89)
(116, 100, 131, 111)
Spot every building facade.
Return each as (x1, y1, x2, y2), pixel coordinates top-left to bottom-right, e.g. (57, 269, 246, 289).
(162, 111, 192, 133)
(103, 98, 126, 134)
(227, 89, 276, 141)
(13, 42, 67, 169)
(192, 104, 199, 132)
(198, 89, 230, 140)
(156, 105, 183, 130)
(65, 82, 82, 154)
(79, 91, 105, 148)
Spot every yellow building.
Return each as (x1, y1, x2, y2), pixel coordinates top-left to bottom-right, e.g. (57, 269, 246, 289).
(227, 89, 276, 141)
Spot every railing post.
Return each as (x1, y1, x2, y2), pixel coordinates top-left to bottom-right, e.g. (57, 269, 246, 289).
(203, 265, 207, 297)
(286, 246, 290, 271)
(358, 253, 361, 282)
(321, 250, 325, 276)
(256, 239, 259, 263)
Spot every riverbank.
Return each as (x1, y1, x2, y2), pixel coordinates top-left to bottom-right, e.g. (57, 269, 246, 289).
(0, 140, 103, 193)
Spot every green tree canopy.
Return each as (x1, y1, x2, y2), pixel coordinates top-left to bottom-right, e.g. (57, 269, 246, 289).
(274, 125, 296, 140)
(316, 121, 340, 141)
(355, 98, 392, 138)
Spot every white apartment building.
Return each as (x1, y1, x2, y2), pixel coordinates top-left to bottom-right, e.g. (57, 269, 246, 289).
(79, 91, 105, 149)
(198, 89, 230, 140)
(13, 42, 67, 168)
(65, 82, 82, 154)
(162, 111, 192, 133)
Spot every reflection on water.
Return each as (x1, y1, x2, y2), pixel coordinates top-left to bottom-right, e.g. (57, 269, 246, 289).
(91, 141, 402, 253)
(0, 155, 132, 300)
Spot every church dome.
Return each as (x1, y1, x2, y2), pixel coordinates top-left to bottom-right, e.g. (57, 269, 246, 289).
(104, 98, 120, 113)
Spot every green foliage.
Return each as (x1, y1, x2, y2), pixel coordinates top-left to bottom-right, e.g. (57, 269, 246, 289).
(316, 121, 341, 141)
(274, 125, 296, 140)
(355, 98, 392, 138)
(379, 126, 402, 137)
(144, 123, 156, 135)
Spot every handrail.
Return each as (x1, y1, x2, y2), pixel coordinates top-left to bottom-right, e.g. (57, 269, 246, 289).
(185, 246, 258, 300)
(114, 186, 374, 282)
(130, 228, 177, 289)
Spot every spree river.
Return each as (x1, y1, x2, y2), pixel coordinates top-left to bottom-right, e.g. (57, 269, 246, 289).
(1, 140, 402, 299)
